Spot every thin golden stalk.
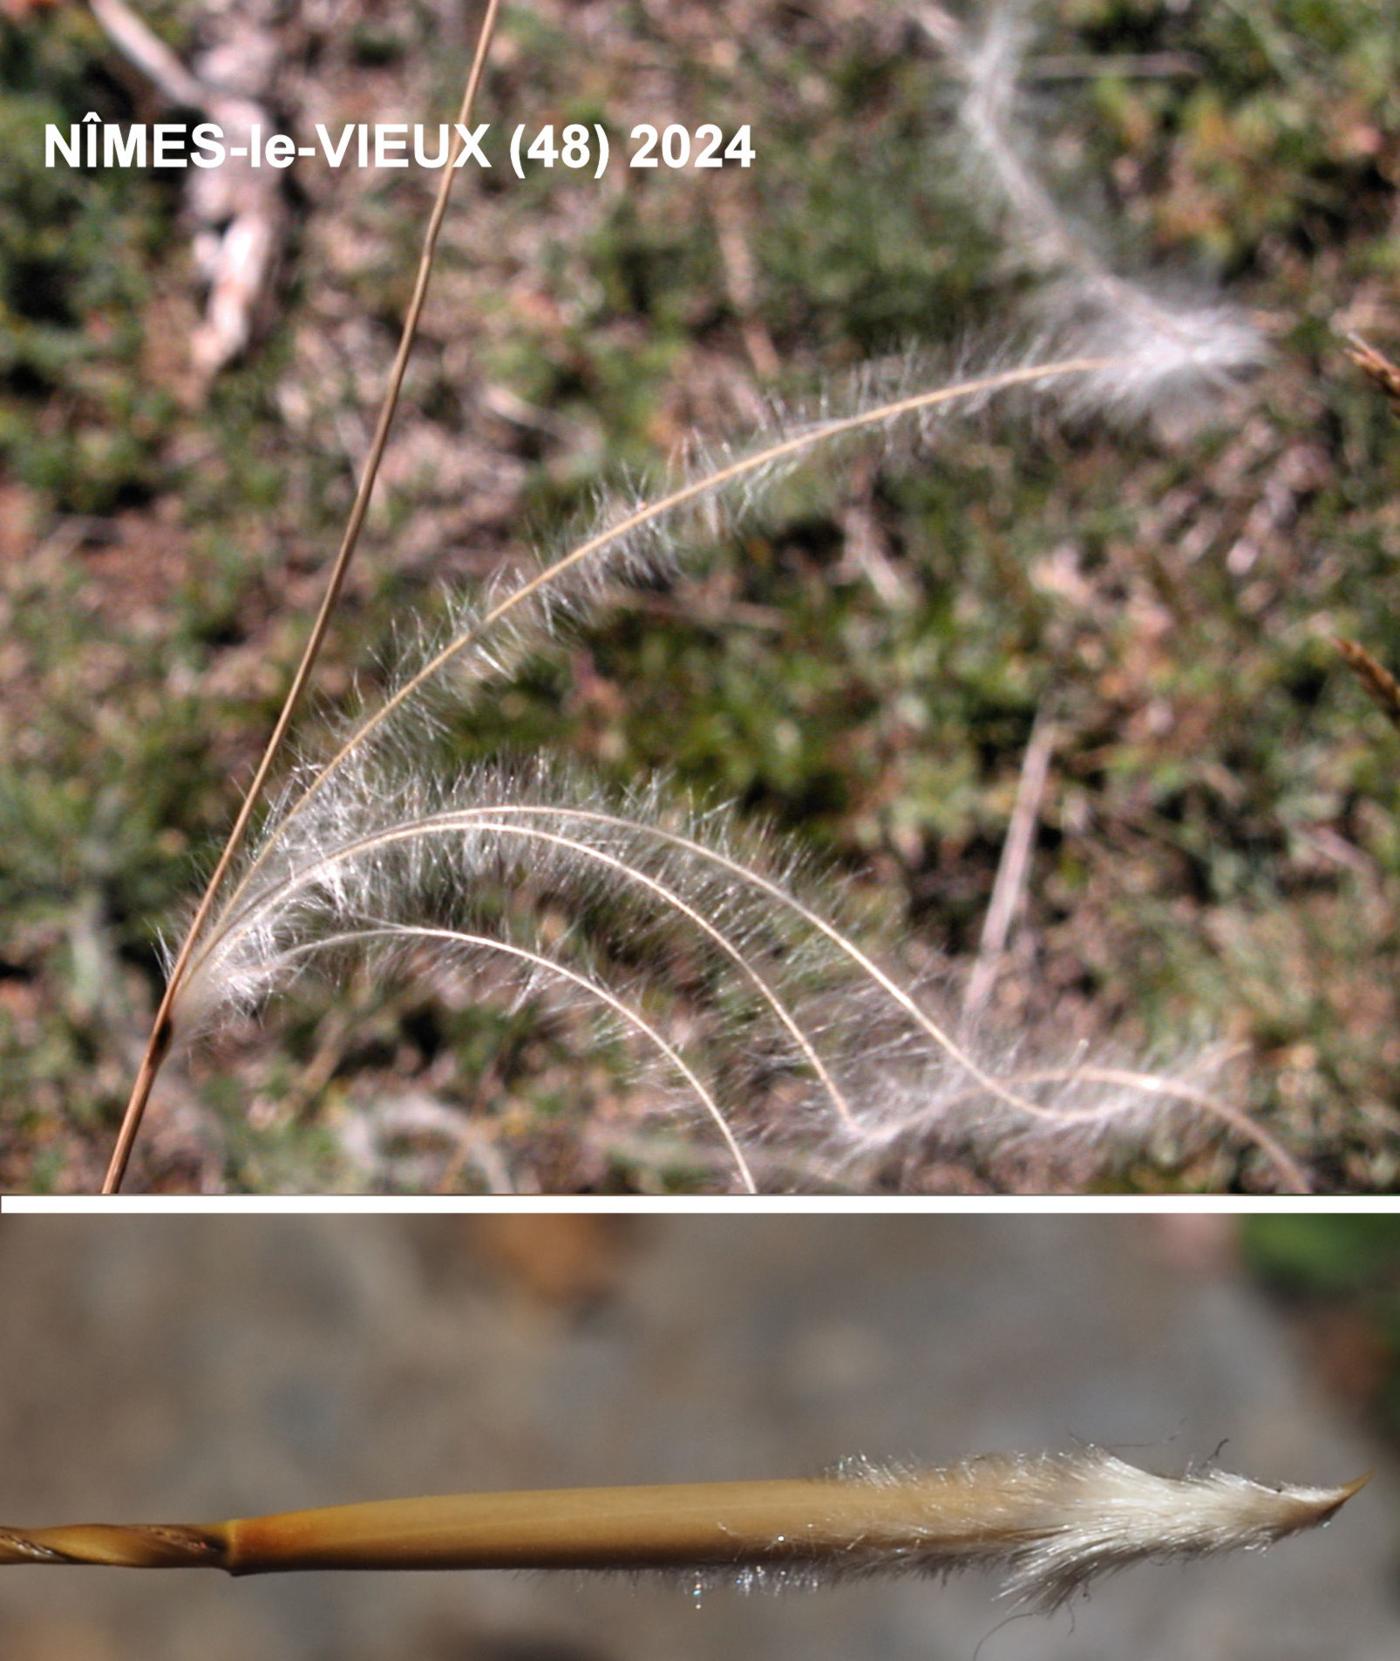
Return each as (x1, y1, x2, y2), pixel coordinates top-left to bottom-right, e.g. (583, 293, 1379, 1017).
(103, 0, 504, 1194)
(0, 1459, 1367, 1609)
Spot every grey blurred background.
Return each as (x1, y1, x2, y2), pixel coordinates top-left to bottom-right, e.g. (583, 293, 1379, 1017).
(0, 1216, 1396, 1660)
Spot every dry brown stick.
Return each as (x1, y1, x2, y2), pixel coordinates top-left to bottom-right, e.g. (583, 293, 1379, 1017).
(102, 0, 504, 1194)
(1336, 638, 1400, 731)
(1332, 336, 1400, 737)
(963, 707, 1055, 1018)
(713, 187, 780, 381)
(0, 1457, 1368, 1607)
(88, 0, 205, 106)
(1345, 333, 1400, 415)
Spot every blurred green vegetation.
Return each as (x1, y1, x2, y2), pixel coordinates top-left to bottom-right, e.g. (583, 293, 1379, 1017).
(1, 0, 1397, 1191)
(0, 10, 178, 511)
(1246, 1215, 1400, 1294)
(1244, 1218, 1400, 1442)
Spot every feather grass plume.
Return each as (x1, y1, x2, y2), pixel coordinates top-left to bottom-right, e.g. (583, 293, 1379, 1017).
(164, 349, 1302, 1193)
(0, 1452, 1367, 1611)
(104, 4, 1293, 1193)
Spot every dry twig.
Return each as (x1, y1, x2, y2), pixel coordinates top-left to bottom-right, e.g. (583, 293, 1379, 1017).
(1335, 639, 1400, 730)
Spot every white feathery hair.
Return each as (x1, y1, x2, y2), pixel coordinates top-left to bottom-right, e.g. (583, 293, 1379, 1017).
(966, 1449, 1362, 1610)
(690, 1448, 1365, 1609)
(174, 738, 1302, 1191)
(941, 0, 1266, 434)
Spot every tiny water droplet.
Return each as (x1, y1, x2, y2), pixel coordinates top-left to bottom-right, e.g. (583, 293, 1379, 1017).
(691, 1578, 705, 1610)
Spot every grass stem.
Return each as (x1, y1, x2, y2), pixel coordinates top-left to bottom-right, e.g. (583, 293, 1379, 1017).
(102, 0, 503, 1194)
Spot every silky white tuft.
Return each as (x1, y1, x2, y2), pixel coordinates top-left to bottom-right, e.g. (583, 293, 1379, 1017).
(938, 1, 1266, 432)
(980, 1449, 1366, 1610)
(800, 1450, 1367, 1610)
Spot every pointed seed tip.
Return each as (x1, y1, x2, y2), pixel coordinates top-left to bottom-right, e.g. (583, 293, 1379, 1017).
(1311, 1470, 1372, 1523)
